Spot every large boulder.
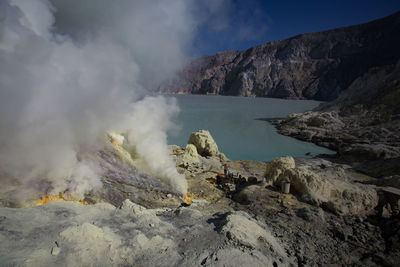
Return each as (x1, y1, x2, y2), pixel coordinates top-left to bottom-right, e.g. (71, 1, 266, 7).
(275, 167, 378, 215)
(220, 212, 290, 264)
(188, 130, 219, 157)
(265, 156, 296, 184)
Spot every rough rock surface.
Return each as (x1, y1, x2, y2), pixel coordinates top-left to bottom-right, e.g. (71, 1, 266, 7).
(265, 157, 378, 215)
(220, 212, 288, 260)
(273, 60, 400, 177)
(2, 129, 400, 266)
(160, 12, 400, 100)
(0, 137, 184, 209)
(265, 156, 296, 184)
(188, 130, 220, 157)
(183, 144, 200, 162)
(0, 200, 295, 267)
(175, 144, 200, 168)
(180, 152, 399, 265)
(279, 167, 378, 215)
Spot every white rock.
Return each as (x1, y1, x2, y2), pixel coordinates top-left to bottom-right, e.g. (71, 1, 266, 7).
(221, 212, 287, 260)
(59, 222, 122, 265)
(176, 144, 200, 167)
(184, 144, 199, 162)
(265, 156, 296, 184)
(275, 167, 378, 215)
(188, 130, 219, 157)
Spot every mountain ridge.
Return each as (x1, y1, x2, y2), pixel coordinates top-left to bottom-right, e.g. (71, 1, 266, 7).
(160, 11, 400, 101)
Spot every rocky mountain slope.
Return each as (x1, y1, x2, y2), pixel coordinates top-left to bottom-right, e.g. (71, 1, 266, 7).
(2, 131, 399, 266)
(160, 11, 400, 100)
(273, 59, 400, 177)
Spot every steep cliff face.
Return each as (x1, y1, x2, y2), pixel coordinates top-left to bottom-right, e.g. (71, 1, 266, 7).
(161, 12, 400, 100)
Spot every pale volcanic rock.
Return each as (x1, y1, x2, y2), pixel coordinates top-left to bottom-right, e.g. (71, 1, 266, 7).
(221, 212, 288, 260)
(264, 156, 378, 215)
(184, 144, 200, 162)
(274, 167, 378, 215)
(265, 156, 296, 184)
(0, 200, 295, 266)
(188, 130, 220, 157)
(176, 144, 200, 168)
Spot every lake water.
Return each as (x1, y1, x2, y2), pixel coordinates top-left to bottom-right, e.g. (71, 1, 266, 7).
(167, 94, 334, 162)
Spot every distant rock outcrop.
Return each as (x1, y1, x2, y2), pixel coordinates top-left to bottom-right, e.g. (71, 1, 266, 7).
(160, 12, 400, 101)
(265, 156, 378, 215)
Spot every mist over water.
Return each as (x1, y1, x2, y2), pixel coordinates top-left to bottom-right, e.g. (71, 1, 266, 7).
(168, 95, 335, 161)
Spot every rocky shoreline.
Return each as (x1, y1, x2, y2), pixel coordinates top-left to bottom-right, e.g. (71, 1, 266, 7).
(272, 60, 400, 179)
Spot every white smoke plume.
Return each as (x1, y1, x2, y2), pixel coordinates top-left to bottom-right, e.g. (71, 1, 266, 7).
(0, 0, 229, 201)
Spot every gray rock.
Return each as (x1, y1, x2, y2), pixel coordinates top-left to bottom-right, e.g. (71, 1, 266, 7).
(296, 207, 325, 222)
(220, 212, 290, 264)
(188, 130, 220, 157)
(265, 156, 296, 185)
(160, 12, 400, 101)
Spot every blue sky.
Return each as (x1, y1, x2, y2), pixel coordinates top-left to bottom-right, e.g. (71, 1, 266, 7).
(192, 0, 400, 56)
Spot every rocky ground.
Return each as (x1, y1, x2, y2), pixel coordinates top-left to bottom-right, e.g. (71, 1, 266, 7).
(1, 130, 400, 266)
(273, 60, 400, 178)
(173, 131, 400, 266)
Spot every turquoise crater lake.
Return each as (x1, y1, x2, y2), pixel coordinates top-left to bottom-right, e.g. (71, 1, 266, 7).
(167, 95, 334, 162)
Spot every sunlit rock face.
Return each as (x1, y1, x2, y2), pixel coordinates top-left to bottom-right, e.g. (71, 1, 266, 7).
(265, 156, 295, 184)
(160, 12, 400, 100)
(176, 144, 200, 168)
(188, 130, 220, 157)
(265, 156, 378, 215)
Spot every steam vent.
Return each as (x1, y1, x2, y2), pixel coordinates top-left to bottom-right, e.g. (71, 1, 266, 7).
(1, 1, 400, 266)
